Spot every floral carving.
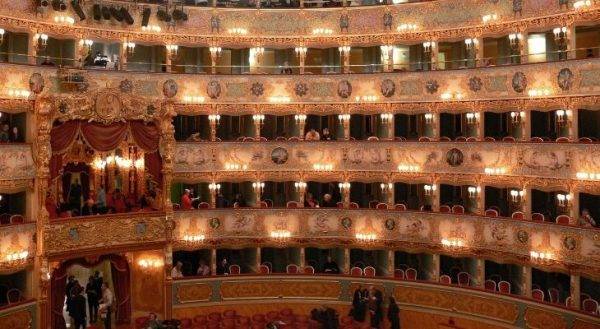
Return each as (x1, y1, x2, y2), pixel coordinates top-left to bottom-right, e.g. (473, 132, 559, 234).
(207, 80, 221, 99)
(163, 79, 178, 98)
(28, 73, 44, 94)
(119, 79, 133, 93)
(512, 72, 527, 93)
(339, 13, 349, 32)
(557, 68, 574, 91)
(425, 80, 439, 94)
(250, 82, 264, 97)
(380, 79, 396, 97)
(294, 82, 308, 97)
(383, 11, 393, 30)
(337, 80, 352, 98)
(468, 76, 483, 92)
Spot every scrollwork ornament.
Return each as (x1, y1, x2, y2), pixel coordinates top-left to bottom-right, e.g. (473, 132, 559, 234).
(250, 82, 264, 97)
(425, 80, 439, 94)
(294, 82, 308, 97)
(119, 79, 134, 93)
(557, 68, 574, 91)
(29, 73, 44, 94)
(468, 76, 483, 92)
(163, 79, 178, 98)
(512, 72, 527, 93)
(380, 79, 396, 97)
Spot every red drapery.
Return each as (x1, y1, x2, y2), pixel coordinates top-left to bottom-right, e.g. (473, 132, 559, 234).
(50, 255, 132, 329)
(49, 120, 162, 184)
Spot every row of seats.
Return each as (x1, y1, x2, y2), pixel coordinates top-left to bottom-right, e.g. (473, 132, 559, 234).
(0, 214, 25, 225)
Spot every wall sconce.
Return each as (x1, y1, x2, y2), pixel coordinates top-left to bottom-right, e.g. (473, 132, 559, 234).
(123, 41, 135, 57)
(440, 92, 463, 101)
(142, 25, 162, 33)
(467, 186, 480, 198)
(397, 23, 418, 32)
(380, 113, 393, 124)
(182, 95, 205, 104)
(553, 26, 568, 43)
(530, 250, 554, 263)
(338, 182, 351, 193)
(528, 87, 552, 97)
(465, 112, 479, 125)
(34, 33, 48, 51)
(54, 14, 75, 25)
(209, 46, 222, 59)
(0, 29, 4, 45)
(355, 95, 378, 102)
(556, 193, 572, 207)
(270, 230, 291, 240)
(338, 45, 351, 56)
(294, 114, 307, 124)
(294, 46, 307, 58)
(183, 234, 206, 243)
(251, 47, 265, 62)
(224, 162, 248, 170)
(6, 89, 31, 99)
(481, 13, 498, 24)
(138, 258, 164, 268)
(380, 182, 393, 193)
(4, 250, 29, 264)
(508, 33, 523, 50)
(166, 44, 179, 60)
(422, 41, 435, 53)
(294, 181, 307, 190)
(252, 114, 265, 125)
(424, 184, 437, 196)
(441, 238, 465, 249)
(228, 28, 248, 35)
(208, 114, 221, 124)
(268, 96, 291, 103)
(510, 111, 525, 124)
(573, 0, 591, 9)
(355, 232, 377, 242)
(510, 189, 525, 203)
(484, 167, 506, 175)
(312, 28, 333, 35)
(576, 172, 600, 180)
(79, 39, 93, 54)
(397, 164, 420, 172)
(252, 181, 265, 193)
(208, 183, 221, 192)
(313, 163, 333, 171)
(555, 109, 572, 125)
(464, 38, 479, 52)
(338, 113, 351, 123)
(424, 113, 434, 124)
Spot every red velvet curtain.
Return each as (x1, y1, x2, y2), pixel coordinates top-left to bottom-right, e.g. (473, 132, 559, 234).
(50, 255, 132, 329)
(110, 257, 131, 325)
(49, 120, 162, 183)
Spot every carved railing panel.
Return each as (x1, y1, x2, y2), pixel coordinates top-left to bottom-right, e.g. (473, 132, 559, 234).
(0, 223, 35, 274)
(0, 301, 36, 329)
(0, 144, 35, 192)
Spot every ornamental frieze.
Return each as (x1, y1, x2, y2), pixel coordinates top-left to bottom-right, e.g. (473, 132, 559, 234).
(0, 223, 35, 274)
(173, 209, 600, 278)
(0, 144, 36, 184)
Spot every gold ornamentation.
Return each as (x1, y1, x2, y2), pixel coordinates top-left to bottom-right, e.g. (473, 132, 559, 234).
(524, 307, 567, 329)
(176, 283, 212, 303)
(220, 280, 341, 300)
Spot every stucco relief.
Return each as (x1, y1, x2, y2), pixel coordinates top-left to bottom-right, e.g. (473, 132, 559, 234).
(0, 144, 35, 181)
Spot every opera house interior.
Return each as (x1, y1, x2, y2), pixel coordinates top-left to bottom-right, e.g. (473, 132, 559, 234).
(0, 0, 600, 328)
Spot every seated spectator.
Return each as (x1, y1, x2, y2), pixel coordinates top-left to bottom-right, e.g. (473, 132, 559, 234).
(322, 256, 340, 274)
(579, 209, 597, 227)
(146, 313, 164, 329)
(81, 198, 98, 216)
(216, 193, 229, 208)
(197, 260, 210, 276)
(321, 194, 336, 208)
(217, 258, 229, 275)
(41, 56, 55, 66)
(0, 124, 9, 142)
(232, 194, 247, 208)
(139, 195, 156, 212)
(45, 192, 58, 219)
(305, 129, 320, 141)
(304, 193, 318, 208)
(322, 128, 334, 141)
(181, 189, 197, 210)
(171, 261, 184, 278)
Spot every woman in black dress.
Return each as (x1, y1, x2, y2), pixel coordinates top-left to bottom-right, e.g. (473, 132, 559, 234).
(387, 297, 401, 329)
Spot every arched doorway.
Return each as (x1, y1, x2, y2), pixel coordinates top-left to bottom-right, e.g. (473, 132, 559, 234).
(50, 254, 131, 329)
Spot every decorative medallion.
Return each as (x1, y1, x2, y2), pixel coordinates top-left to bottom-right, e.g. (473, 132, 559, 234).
(380, 79, 396, 97)
(68, 227, 79, 241)
(339, 13, 349, 32)
(94, 91, 123, 121)
(162, 79, 178, 98)
(385, 218, 396, 231)
(512, 72, 527, 93)
(29, 73, 44, 94)
(562, 235, 577, 251)
(135, 222, 147, 235)
(209, 217, 221, 229)
(270, 147, 289, 165)
(383, 11, 393, 29)
(250, 82, 264, 97)
(210, 15, 220, 32)
(425, 80, 439, 94)
(468, 76, 483, 92)
(341, 217, 352, 229)
(119, 79, 133, 93)
(207, 80, 221, 99)
(58, 101, 68, 114)
(337, 80, 352, 98)
(445, 148, 464, 167)
(512, 0, 523, 13)
(146, 105, 156, 116)
(557, 68, 574, 91)
(294, 82, 308, 97)
(516, 230, 529, 244)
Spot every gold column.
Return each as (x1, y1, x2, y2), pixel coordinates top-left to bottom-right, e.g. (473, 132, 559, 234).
(211, 248, 217, 275)
(567, 25, 576, 60)
(474, 259, 485, 288)
(522, 110, 531, 141)
(520, 31, 529, 64)
(387, 250, 394, 277)
(430, 254, 440, 282)
(27, 32, 38, 65)
(569, 274, 580, 310)
(256, 247, 261, 272)
(164, 244, 173, 320)
(299, 247, 305, 268)
(343, 248, 350, 274)
(521, 266, 532, 298)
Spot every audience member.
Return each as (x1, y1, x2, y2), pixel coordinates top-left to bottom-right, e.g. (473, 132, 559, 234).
(232, 194, 247, 208)
(322, 128, 334, 141)
(85, 275, 99, 323)
(350, 285, 367, 322)
(216, 193, 229, 208)
(580, 209, 596, 227)
(305, 128, 320, 141)
(181, 189, 197, 210)
(0, 124, 9, 142)
(81, 198, 98, 216)
(99, 282, 113, 329)
(321, 194, 336, 208)
(387, 297, 401, 329)
(217, 258, 230, 275)
(322, 256, 340, 274)
(96, 185, 107, 212)
(41, 56, 55, 66)
(171, 261, 184, 278)
(197, 260, 211, 276)
(368, 286, 383, 329)
(45, 192, 58, 219)
(146, 312, 164, 329)
(280, 61, 293, 74)
(304, 193, 318, 208)
(71, 286, 87, 329)
(10, 126, 20, 142)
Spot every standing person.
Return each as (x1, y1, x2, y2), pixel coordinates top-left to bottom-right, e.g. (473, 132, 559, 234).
(65, 275, 76, 325)
(217, 258, 229, 275)
(86, 276, 99, 323)
(96, 185, 107, 213)
(100, 282, 114, 329)
(171, 261, 184, 278)
(387, 297, 401, 329)
(368, 286, 383, 329)
(350, 285, 366, 322)
(322, 256, 340, 274)
(71, 286, 87, 329)
(197, 260, 211, 276)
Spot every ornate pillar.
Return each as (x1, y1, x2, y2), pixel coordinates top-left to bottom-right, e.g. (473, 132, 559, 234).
(473, 37, 484, 68)
(339, 113, 350, 140)
(339, 46, 350, 73)
(27, 32, 40, 65)
(295, 47, 307, 74)
(569, 107, 578, 141)
(299, 247, 306, 268)
(164, 52, 173, 73)
(428, 41, 438, 70)
(387, 250, 394, 277)
(566, 25, 576, 60)
(339, 182, 350, 208)
(523, 187, 532, 220)
(519, 31, 528, 64)
(211, 249, 217, 275)
(474, 259, 485, 288)
(380, 45, 393, 72)
(255, 247, 261, 272)
(164, 244, 173, 320)
(570, 274, 580, 310)
(381, 182, 394, 206)
(569, 190, 579, 224)
(521, 266, 532, 298)
(119, 41, 128, 71)
(343, 248, 350, 274)
(295, 182, 306, 208)
(522, 110, 531, 141)
(209, 119, 217, 141)
(252, 115, 263, 139)
(430, 254, 440, 282)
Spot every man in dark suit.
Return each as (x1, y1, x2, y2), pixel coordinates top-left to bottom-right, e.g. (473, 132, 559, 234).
(71, 286, 87, 329)
(85, 275, 99, 323)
